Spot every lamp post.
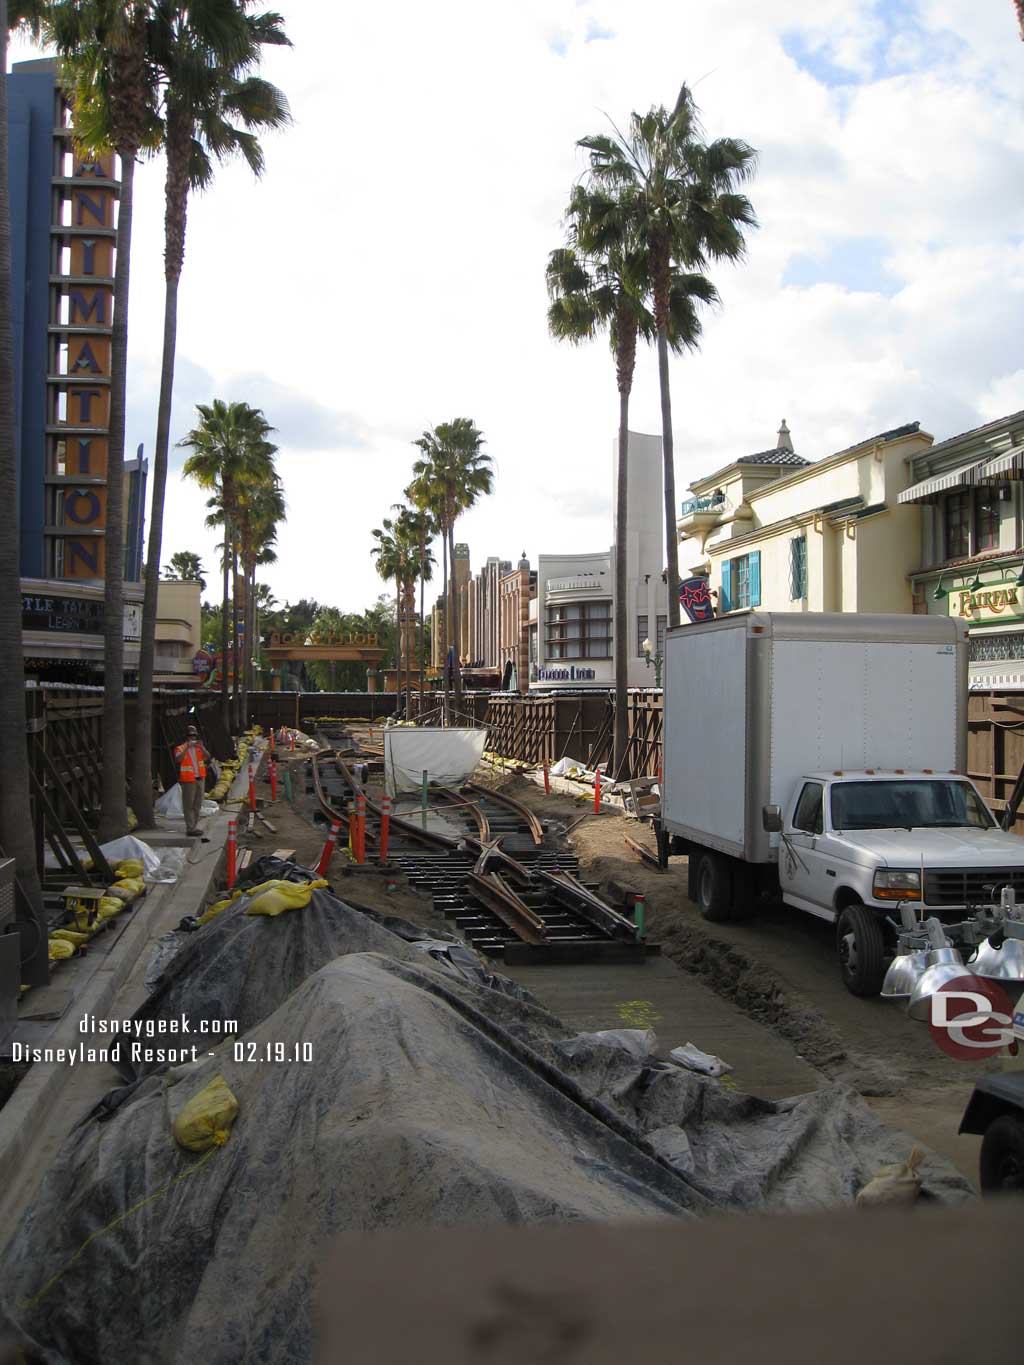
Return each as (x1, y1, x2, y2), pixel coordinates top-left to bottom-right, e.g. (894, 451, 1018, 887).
(642, 637, 663, 689)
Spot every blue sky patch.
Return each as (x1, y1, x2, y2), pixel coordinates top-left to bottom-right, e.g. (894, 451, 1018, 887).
(782, 237, 901, 295)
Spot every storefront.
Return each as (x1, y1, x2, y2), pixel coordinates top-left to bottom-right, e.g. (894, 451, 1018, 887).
(529, 553, 612, 691)
(900, 408, 1024, 690)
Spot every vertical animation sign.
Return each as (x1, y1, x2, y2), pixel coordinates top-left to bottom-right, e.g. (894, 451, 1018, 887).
(47, 102, 118, 580)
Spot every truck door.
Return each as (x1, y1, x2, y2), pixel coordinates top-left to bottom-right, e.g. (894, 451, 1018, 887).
(779, 781, 838, 921)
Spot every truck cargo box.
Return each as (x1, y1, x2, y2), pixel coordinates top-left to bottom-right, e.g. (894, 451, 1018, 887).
(661, 612, 968, 864)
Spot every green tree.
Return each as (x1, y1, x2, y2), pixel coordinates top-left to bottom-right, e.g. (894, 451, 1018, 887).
(548, 183, 717, 774)
(236, 474, 285, 717)
(45, 0, 161, 838)
(580, 85, 757, 628)
(179, 399, 275, 737)
(163, 549, 206, 587)
(0, 1, 46, 960)
(394, 504, 435, 710)
(133, 0, 290, 822)
(370, 516, 417, 711)
(409, 419, 493, 719)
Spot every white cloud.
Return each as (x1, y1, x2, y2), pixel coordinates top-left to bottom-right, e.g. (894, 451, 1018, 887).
(11, 0, 1023, 610)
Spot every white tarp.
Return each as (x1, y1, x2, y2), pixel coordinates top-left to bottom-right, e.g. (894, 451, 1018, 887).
(383, 727, 487, 796)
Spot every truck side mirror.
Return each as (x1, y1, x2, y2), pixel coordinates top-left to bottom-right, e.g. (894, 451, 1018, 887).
(762, 804, 783, 833)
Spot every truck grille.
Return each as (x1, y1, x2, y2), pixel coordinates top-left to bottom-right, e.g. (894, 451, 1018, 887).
(924, 868, 1024, 907)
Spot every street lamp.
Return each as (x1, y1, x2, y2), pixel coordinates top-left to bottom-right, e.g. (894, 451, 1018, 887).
(642, 636, 663, 688)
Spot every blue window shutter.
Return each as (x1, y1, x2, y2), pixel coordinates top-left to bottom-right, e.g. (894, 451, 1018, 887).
(750, 551, 761, 607)
(720, 560, 733, 613)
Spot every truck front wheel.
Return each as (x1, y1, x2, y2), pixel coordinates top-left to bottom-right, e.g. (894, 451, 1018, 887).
(836, 903, 886, 997)
(696, 853, 735, 923)
(980, 1116, 1024, 1194)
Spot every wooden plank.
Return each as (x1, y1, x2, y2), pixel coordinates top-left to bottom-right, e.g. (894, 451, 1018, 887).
(271, 847, 296, 859)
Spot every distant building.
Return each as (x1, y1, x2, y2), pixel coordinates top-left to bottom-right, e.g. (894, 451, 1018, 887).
(677, 420, 932, 618)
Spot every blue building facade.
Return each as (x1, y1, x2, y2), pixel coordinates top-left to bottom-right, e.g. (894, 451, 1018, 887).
(6, 59, 54, 579)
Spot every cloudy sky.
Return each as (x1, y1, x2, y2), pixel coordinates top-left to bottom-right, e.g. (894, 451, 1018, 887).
(13, 0, 1024, 611)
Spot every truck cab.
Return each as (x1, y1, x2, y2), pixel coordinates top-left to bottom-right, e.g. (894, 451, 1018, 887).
(775, 771, 1024, 994)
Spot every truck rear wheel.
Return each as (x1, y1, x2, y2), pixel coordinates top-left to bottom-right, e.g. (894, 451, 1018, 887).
(696, 853, 735, 923)
(980, 1116, 1024, 1194)
(836, 903, 886, 997)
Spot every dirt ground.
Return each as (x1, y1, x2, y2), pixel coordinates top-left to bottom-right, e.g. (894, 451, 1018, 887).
(258, 745, 1017, 1181)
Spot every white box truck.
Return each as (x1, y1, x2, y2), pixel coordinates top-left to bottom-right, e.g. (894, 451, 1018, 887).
(657, 612, 1024, 995)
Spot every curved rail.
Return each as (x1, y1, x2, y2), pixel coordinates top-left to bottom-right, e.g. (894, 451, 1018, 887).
(464, 782, 544, 845)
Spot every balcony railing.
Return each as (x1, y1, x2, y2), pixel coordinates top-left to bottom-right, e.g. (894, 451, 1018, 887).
(679, 493, 726, 517)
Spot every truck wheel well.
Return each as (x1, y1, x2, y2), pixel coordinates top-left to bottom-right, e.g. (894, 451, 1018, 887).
(834, 887, 863, 913)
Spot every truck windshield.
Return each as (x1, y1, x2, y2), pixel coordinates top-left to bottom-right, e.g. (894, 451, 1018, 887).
(830, 780, 994, 831)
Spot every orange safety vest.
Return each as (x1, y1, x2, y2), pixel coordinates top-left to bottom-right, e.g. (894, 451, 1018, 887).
(174, 741, 207, 784)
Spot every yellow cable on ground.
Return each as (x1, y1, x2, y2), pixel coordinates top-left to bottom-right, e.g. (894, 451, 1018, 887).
(20, 1144, 220, 1313)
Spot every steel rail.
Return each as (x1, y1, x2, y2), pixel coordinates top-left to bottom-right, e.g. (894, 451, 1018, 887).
(464, 782, 544, 845)
(534, 868, 638, 940)
(430, 786, 491, 842)
(467, 871, 549, 944)
(333, 753, 458, 852)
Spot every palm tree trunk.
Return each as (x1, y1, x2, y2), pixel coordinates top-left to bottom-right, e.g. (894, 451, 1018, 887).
(131, 266, 180, 825)
(98, 150, 137, 841)
(220, 521, 230, 734)
(657, 324, 681, 631)
(241, 560, 251, 730)
(394, 579, 401, 711)
(231, 544, 241, 729)
(440, 532, 449, 724)
(613, 386, 630, 780)
(0, 4, 47, 977)
(418, 544, 426, 719)
(449, 524, 462, 717)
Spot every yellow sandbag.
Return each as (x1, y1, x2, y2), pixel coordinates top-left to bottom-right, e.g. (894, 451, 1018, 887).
(114, 858, 144, 878)
(172, 1075, 239, 1152)
(48, 938, 75, 960)
(112, 876, 145, 896)
(856, 1146, 926, 1209)
(51, 928, 89, 946)
(196, 889, 244, 927)
(97, 896, 125, 921)
(244, 878, 328, 918)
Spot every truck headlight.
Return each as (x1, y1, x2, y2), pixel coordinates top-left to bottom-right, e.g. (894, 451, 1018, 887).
(872, 869, 921, 901)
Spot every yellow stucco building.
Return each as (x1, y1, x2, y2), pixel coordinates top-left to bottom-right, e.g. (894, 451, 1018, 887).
(677, 420, 934, 616)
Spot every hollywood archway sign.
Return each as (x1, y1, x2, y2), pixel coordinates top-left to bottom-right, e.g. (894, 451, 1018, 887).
(264, 631, 386, 668)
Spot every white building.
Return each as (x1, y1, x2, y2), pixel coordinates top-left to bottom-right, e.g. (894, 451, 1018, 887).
(529, 430, 667, 691)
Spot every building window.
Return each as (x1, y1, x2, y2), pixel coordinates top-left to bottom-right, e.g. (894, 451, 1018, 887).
(975, 487, 1000, 552)
(945, 491, 970, 559)
(789, 535, 807, 600)
(637, 615, 648, 656)
(721, 551, 760, 612)
(656, 615, 667, 655)
(545, 601, 611, 659)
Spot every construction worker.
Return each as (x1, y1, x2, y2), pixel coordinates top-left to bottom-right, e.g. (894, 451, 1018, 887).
(173, 725, 211, 836)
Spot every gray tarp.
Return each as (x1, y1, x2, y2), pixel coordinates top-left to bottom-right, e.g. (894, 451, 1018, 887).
(1, 890, 973, 1364)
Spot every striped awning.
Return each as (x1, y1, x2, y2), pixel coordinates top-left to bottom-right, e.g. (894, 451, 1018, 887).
(968, 446, 1024, 484)
(897, 458, 989, 504)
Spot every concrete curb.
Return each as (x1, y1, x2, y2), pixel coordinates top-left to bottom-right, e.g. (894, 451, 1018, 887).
(0, 812, 229, 1232)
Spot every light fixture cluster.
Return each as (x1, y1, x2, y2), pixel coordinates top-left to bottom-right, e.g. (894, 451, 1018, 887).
(934, 564, 1024, 600)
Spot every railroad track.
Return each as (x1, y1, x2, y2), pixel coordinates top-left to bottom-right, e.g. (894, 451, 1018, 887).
(306, 740, 653, 965)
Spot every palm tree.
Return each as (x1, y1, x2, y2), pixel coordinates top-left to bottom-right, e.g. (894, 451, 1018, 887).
(548, 182, 718, 775)
(163, 549, 206, 587)
(45, 0, 161, 838)
(132, 1, 290, 824)
(579, 85, 757, 627)
(395, 504, 436, 715)
(237, 474, 285, 720)
(370, 519, 415, 708)
(0, 1, 46, 960)
(179, 400, 275, 736)
(410, 419, 493, 718)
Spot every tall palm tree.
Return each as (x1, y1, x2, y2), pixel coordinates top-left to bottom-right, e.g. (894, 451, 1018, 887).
(179, 399, 275, 735)
(548, 182, 718, 775)
(45, 0, 161, 838)
(237, 473, 285, 721)
(396, 503, 436, 714)
(410, 419, 493, 718)
(131, 1, 290, 825)
(370, 519, 415, 707)
(0, 1, 46, 958)
(580, 85, 757, 628)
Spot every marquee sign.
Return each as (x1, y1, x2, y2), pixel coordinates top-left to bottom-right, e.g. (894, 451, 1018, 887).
(947, 579, 1024, 624)
(47, 100, 119, 580)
